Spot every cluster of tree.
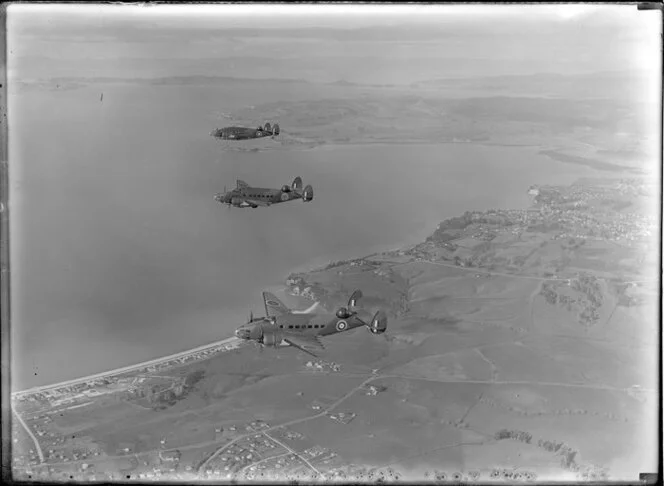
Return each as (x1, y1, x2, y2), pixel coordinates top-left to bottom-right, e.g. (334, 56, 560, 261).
(286, 274, 306, 287)
(452, 255, 477, 268)
(534, 189, 563, 206)
(579, 307, 600, 327)
(578, 465, 609, 481)
(536, 439, 579, 470)
(572, 275, 603, 307)
(431, 211, 477, 232)
(494, 429, 533, 444)
(564, 237, 587, 250)
(510, 254, 528, 268)
(540, 283, 559, 305)
(323, 259, 354, 270)
(537, 438, 566, 453)
(140, 369, 207, 409)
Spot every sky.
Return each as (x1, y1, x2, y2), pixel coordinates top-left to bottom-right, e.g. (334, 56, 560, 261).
(7, 3, 661, 81)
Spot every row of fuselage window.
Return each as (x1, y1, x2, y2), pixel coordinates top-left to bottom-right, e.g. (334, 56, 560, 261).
(275, 324, 325, 330)
(241, 193, 275, 199)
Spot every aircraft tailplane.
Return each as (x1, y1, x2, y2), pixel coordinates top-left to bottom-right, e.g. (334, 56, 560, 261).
(292, 176, 303, 191)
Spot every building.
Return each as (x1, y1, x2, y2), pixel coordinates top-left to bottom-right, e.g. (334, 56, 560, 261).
(159, 450, 181, 463)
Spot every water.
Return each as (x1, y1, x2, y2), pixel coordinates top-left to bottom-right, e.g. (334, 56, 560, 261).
(9, 85, 596, 390)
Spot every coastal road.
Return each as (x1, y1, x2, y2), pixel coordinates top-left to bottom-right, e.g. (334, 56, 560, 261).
(12, 405, 44, 463)
(12, 336, 241, 398)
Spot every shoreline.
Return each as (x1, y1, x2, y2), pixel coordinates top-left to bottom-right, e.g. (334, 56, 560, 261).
(13, 302, 322, 398)
(12, 335, 240, 399)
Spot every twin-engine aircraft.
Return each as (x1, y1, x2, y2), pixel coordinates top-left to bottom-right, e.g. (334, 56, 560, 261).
(211, 122, 280, 140)
(214, 177, 313, 209)
(234, 290, 388, 357)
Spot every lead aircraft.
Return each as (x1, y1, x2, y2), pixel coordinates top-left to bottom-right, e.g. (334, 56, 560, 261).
(234, 290, 388, 356)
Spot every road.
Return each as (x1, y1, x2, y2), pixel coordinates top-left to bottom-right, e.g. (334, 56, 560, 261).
(12, 404, 44, 463)
(264, 431, 322, 477)
(23, 365, 654, 474)
(198, 374, 377, 472)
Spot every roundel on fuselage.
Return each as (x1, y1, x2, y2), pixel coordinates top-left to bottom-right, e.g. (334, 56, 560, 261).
(336, 320, 348, 331)
(281, 193, 289, 202)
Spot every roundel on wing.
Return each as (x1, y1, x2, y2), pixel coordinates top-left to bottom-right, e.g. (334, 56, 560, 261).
(336, 320, 348, 331)
(281, 193, 289, 202)
(266, 300, 281, 307)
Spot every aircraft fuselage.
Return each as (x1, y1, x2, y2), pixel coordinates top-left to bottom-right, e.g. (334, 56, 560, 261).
(233, 187, 300, 205)
(235, 310, 374, 341)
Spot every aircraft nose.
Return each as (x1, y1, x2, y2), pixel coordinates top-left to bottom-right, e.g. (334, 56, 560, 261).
(235, 327, 249, 339)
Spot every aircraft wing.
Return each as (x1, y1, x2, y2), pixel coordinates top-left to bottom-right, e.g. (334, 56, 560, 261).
(263, 291, 291, 317)
(282, 334, 325, 357)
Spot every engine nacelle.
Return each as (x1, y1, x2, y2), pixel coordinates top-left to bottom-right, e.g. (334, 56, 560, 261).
(303, 184, 314, 202)
(367, 310, 387, 335)
(281, 184, 291, 193)
(261, 330, 283, 347)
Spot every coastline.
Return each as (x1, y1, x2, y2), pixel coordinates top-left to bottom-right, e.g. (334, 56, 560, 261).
(12, 335, 240, 398)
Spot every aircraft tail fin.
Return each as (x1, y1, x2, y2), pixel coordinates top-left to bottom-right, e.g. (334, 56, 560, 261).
(302, 184, 314, 202)
(292, 177, 303, 191)
(348, 289, 363, 309)
(367, 310, 388, 335)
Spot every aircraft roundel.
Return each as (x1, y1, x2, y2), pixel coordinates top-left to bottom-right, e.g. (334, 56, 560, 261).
(281, 193, 289, 201)
(266, 300, 281, 307)
(257, 131, 263, 137)
(336, 320, 348, 331)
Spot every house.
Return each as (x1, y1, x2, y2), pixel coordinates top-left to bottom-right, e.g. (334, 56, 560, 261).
(159, 450, 181, 463)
